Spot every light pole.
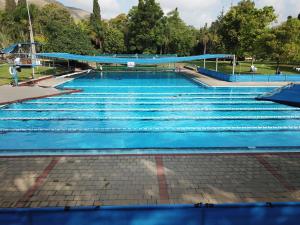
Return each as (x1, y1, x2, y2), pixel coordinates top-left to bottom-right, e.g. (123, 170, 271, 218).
(26, 0, 36, 79)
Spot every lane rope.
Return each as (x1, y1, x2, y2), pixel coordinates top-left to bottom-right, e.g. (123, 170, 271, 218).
(71, 92, 264, 95)
(23, 101, 273, 105)
(1, 116, 300, 121)
(47, 96, 254, 99)
(64, 85, 197, 88)
(2, 126, 300, 133)
(1, 108, 298, 112)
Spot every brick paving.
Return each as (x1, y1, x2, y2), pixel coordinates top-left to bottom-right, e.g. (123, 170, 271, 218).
(0, 153, 300, 208)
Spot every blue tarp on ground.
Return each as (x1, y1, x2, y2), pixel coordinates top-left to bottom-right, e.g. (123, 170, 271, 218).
(37, 53, 233, 65)
(257, 84, 300, 107)
(1, 203, 300, 225)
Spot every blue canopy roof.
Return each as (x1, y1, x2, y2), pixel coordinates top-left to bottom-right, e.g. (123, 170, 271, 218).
(2, 43, 40, 54)
(2, 44, 18, 54)
(37, 53, 233, 65)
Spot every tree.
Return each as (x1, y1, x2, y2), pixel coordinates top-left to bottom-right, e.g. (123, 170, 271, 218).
(0, 11, 12, 48)
(90, 0, 103, 51)
(103, 24, 126, 53)
(195, 12, 225, 55)
(165, 8, 196, 55)
(218, 0, 276, 59)
(0, 3, 39, 43)
(5, 0, 16, 11)
(200, 24, 209, 54)
(127, 0, 164, 53)
(91, 0, 101, 21)
(38, 4, 94, 54)
(109, 14, 129, 51)
(257, 18, 300, 72)
(18, 0, 26, 6)
(109, 14, 128, 32)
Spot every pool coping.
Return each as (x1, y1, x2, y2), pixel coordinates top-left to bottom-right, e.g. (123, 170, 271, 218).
(0, 88, 81, 105)
(180, 68, 294, 88)
(1, 151, 300, 159)
(1, 146, 300, 157)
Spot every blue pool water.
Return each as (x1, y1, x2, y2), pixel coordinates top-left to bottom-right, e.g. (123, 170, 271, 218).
(1, 72, 300, 155)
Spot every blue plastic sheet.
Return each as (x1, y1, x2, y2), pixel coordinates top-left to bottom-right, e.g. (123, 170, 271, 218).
(37, 53, 233, 65)
(2, 44, 18, 54)
(257, 84, 300, 107)
(1, 203, 300, 225)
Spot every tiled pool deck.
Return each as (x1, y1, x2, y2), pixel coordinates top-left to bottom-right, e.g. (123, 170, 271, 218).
(1, 153, 300, 208)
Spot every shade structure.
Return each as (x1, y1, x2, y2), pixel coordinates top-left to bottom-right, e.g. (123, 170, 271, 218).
(37, 53, 233, 65)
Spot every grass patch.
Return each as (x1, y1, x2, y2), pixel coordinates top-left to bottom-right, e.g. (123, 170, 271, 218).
(188, 61, 300, 75)
(0, 64, 66, 85)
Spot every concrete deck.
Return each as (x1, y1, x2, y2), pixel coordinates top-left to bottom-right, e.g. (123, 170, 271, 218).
(0, 71, 89, 105)
(0, 85, 76, 105)
(181, 69, 291, 87)
(37, 77, 74, 88)
(1, 153, 300, 208)
(37, 70, 89, 88)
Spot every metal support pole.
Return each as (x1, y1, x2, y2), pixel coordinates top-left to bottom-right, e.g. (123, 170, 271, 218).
(204, 59, 206, 69)
(216, 58, 218, 71)
(26, 0, 36, 79)
(232, 55, 236, 75)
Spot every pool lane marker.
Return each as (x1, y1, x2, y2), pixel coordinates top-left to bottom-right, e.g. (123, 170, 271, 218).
(15, 157, 61, 208)
(255, 155, 296, 192)
(155, 156, 170, 204)
(24, 101, 273, 105)
(71, 92, 265, 95)
(64, 85, 196, 88)
(3, 126, 300, 133)
(47, 96, 253, 99)
(2, 108, 299, 112)
(2, 115, 300, 121)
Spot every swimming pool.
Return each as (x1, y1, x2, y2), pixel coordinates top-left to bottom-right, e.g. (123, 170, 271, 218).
(1, 71, 300, 155)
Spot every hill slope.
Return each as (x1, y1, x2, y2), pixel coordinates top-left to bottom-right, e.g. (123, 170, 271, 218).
(0, 0, 90, 20)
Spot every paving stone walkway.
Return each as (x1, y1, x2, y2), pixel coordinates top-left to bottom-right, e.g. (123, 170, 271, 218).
(0, 153, 299, 208)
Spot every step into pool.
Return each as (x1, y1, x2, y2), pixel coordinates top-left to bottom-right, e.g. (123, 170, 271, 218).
(1, 72, 300, 155)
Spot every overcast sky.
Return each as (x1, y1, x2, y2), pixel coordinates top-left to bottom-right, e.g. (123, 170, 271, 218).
(59, 0, 299, 27)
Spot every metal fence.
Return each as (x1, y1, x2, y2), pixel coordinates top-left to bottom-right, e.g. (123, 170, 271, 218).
(198, 67, 300, 82)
